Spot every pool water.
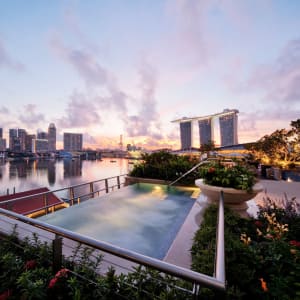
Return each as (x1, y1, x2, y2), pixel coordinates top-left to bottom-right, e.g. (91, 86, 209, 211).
(39, 183, 196, 259)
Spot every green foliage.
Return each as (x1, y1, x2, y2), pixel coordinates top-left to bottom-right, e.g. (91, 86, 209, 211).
(0, 231, 193, 299)
(129, 150, 199, 185)
(250, 118, 300, 165)
(191, 197, 300, 299)
(198, 161, 257, 192)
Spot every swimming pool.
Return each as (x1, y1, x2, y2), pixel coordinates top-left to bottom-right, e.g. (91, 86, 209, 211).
(39, 183, 197, 259)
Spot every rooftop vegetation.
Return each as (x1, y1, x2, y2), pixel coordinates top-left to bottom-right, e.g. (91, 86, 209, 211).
(247, 119, 300, 168)
(197, 160, 257, 192)
(191, 195, 300, 299)
(129, 150, 199, 185)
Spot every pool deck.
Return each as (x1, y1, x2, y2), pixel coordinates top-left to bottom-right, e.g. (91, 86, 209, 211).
(163, 179, 300, 269)
(0, 179, 299, 273)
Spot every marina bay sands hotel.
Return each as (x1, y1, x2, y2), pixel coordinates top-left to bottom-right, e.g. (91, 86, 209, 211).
(172, 109, 239, 150)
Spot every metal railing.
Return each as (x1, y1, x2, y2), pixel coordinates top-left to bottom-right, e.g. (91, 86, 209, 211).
(0, 174, 128, 216)
(168, 160, 210, 186)
(0, 191, 225, 297)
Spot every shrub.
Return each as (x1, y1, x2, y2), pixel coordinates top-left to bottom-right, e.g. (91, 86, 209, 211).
(129, 151, 199, 185)
(198, 161, 257, 192)
(191, 196, 300, 299)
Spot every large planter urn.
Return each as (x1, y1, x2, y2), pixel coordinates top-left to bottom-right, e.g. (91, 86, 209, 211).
(195, 179, 264, 215)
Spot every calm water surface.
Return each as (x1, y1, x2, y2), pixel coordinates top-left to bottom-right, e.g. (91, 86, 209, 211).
(0, 158, 130, 195)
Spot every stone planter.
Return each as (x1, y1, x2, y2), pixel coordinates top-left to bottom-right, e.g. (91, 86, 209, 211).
(195, 179, 263, 215)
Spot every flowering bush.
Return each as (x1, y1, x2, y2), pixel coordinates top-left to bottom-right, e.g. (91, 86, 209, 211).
(0, 231, 192, 299)
(191, 195, 300, 299)
(198, 161, 257, 192)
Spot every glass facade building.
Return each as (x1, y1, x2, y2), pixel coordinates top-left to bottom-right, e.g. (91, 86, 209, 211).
(198, 118, 213, 146)
(48, 123, 56, 152)
(219, 112, 238, 147)
(63, 133, 83, 151)
(179, 122, 192, 150)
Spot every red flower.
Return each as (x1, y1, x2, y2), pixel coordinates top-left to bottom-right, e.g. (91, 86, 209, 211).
(25, 259, 37, 270)
(290, 240, 300, 247)
(48, 277, 58, 289)
(0, 290, 12, 300)
(55, 268, 69, 278)
(208, 167, 215, 173)
(255, 220, 263, 228)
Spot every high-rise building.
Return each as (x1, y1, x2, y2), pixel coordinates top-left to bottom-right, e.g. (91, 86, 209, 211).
(172, 109, 239, 149)
(9, 129, 20, 152)
(219, 110, 238, 147)
(18, 129, 27, 152)
(0, 128, 2, 139)
(25, 134, 36, 152)
(63, 133, 83, 151)
(179, 121, 192, 150)
(32, 139, 49, 153)
(0, 138, 6, 151)
(198, 118, 213, 146)
(48, 123, 56, 152)
(37, 130, 48, 140)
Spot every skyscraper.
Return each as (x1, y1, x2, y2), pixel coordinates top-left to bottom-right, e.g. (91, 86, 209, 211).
(0, 128, 2, 139)
(198, 118, 213, 146)
(9, 128, 22, 152)
(63, 133, 83, 151)
(219, 110, 238, 147)
(180, 121, 192, 150)
(48, 123, 56, 152)
(18, 129, 27, 152)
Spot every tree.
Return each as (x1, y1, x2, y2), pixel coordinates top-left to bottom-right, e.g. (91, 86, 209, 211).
(250, 119, 300, 166)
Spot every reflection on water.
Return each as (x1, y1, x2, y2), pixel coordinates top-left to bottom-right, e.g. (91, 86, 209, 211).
(0, 158, 130, 195)
(39, 183, 195, 259)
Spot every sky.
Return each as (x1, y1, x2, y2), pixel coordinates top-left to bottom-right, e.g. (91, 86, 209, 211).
(0, 0, 300, 150)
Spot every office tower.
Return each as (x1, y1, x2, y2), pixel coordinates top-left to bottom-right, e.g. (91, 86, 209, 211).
(18, 129, 27, 152)
(48, 123, 56, 152)
(32, 139, 49, 153)
(198, 118, 213, 146)
(37, 130, 48, 140)
(0, 128, 2, 139)
(25, 134, 36, 152)
(180, 121, 192, 150)
(219, 110, 238, 147)
(0, 138, 6, 151)
(63, 133, 83, 151)
(9, 129, 19, 151)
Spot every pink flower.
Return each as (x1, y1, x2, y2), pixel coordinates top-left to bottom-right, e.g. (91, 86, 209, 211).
(48, 277, 58, 289)
(55, 268, 69, 278)
(265, 233, 274, 240)
(25, 259, 37, 270)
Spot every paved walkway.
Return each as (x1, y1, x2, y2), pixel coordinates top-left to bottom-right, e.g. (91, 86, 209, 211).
(164, 179, 300, 269)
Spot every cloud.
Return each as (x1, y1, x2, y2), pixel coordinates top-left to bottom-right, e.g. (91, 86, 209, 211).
(0, 106, 10, 114)
(51, 31, 166, 143)
(124, 61, 163, 139)
(0, 40, 24, 71)
(18, 104, 45, 128)
(58, 91, 102, 128)
(247, 39, 300, 104)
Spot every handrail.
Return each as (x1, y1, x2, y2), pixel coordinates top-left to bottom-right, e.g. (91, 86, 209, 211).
(0, 191, 226, 291)
(168, 160, 209, 186)
(215, 191, 225, 283)
(0, 174, 128, 206)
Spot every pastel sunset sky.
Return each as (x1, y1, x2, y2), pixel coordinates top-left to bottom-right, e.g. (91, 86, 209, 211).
(1, 1, 300, 149)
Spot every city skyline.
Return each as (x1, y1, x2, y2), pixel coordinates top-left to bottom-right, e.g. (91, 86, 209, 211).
(1, 1, 300, 150)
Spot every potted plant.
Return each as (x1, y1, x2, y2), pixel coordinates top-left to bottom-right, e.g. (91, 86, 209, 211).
(195, 160, 263, 214)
